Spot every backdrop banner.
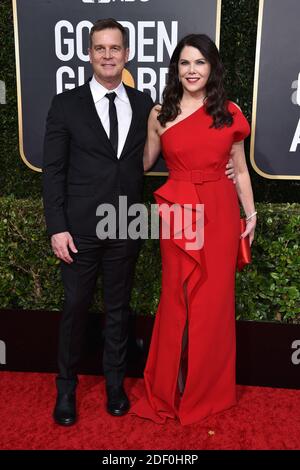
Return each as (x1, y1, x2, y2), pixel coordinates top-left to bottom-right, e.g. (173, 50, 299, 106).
(13, 0, 220, 173)
(251, 0, 300, 179)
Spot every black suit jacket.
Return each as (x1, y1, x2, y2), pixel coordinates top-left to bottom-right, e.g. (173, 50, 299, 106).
(42, 81, 153, 237)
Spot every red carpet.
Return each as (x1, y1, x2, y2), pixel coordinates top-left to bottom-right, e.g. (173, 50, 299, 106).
(0, 372, 299, 450)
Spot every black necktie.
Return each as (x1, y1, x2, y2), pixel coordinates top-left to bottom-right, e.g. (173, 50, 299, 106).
(105, 92, 118, 155)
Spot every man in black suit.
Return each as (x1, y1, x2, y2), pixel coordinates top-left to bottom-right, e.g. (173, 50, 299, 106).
(43, 19, 153, 426)
(43, 18, 235, 426)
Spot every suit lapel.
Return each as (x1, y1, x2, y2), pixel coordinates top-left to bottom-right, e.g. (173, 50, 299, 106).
(119, 85, 140, 160)
(78, 82, 117, 160)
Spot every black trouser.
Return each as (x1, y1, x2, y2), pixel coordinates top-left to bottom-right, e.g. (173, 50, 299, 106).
(56, 235, 139, 393)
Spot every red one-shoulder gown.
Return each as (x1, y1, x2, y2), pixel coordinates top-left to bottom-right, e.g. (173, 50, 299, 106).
(131, 102, 250, 425)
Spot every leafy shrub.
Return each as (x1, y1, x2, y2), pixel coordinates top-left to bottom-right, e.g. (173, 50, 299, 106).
(0, 197, 299, 322)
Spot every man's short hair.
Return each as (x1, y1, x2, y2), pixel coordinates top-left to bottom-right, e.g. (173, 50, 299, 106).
(89, 18, 128, 48)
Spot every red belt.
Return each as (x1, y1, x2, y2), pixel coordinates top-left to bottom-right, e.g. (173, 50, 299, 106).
(169, 168, 225, 184)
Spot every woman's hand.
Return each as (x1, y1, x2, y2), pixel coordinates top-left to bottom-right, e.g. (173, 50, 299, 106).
(241, 215, 256, 246)
(225, 157, 236, 183)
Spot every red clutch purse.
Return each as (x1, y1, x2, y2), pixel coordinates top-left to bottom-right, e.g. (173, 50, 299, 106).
(237, 218, 251, 271)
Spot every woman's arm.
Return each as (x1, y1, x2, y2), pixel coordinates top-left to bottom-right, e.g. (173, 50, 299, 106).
(231, 140, 257, 245)
(143, 106, 162, 172)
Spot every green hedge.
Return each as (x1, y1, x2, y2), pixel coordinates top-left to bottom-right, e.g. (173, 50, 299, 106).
(1, 0, 300, 202)
(0, 197, 299, 322)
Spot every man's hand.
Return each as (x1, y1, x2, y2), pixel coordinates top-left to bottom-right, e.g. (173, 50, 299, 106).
(225, 157, 236, 184)
(51, 231, 78, 264)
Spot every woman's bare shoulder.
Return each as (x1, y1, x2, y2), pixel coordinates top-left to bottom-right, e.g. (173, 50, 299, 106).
(151, 104, 162, 115)
(149, 104, 162, 126)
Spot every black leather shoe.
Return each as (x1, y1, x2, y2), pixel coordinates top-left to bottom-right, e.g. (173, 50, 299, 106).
(53, 392, 77, 426)
(106, 385, 130, 417)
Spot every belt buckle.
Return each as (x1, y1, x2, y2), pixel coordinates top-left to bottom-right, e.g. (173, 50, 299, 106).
(191, 170, 204, 184)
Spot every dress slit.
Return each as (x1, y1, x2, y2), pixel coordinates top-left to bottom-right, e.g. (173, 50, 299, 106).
(177, 281, 189, 397)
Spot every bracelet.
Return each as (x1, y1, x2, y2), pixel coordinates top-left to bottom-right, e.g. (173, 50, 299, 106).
(246, 211, 257, 222)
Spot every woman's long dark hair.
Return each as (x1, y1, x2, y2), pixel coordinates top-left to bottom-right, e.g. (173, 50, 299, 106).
(158, 34, 233, 129)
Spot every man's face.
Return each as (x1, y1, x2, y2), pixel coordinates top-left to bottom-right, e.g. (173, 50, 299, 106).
(89, 28, 129, 87)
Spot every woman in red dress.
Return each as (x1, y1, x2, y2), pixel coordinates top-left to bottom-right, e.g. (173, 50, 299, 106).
(131, 34, 256, 425)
